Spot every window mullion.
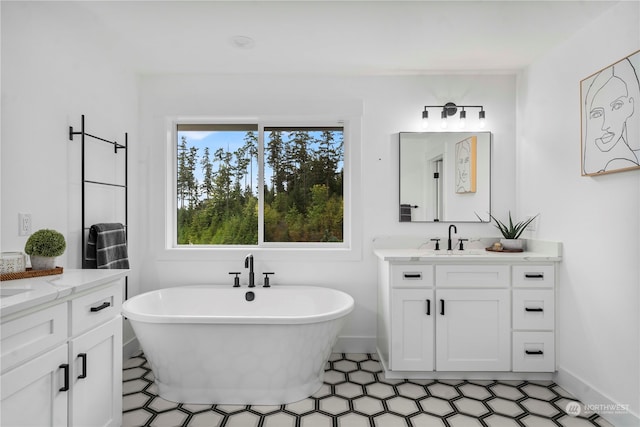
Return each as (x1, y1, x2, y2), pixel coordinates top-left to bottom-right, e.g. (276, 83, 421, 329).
(257, 124, 265, 245)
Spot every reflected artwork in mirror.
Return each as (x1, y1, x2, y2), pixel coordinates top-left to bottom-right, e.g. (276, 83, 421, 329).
(399, 132, 491, 222)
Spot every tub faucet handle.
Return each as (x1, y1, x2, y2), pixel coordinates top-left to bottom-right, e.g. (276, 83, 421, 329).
(430, 238, 441, 250)
(229, 272, 241, 287)
(262, 272, 274, 288)
(458, 239, 468, 250)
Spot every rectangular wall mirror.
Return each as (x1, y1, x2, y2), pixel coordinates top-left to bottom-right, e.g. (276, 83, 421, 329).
(399, 132, 491, 222)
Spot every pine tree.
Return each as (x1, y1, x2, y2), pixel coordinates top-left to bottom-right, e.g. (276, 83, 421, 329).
(201, 147, 214, 199)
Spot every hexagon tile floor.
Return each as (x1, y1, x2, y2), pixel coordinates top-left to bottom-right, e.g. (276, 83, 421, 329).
(123, 353, 614, 427)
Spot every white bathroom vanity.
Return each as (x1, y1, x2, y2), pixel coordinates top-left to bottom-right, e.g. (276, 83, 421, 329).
(375, 238, 561, 380)
(0, 269, 127, 427)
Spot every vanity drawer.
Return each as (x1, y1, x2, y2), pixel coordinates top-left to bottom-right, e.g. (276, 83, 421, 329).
(1, 303, 67, 373)
(512, 331, 555, 372)
(435, 265, 509, 287)
(513, 265, 555, 288)
(513, 290, 554, 330)
(71, 280, 123, 336)
(391, 264, 434, 287)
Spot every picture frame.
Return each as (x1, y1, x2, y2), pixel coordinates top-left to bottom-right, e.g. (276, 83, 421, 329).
(581, 49, 640, 176)
(455, 136, 477, 193)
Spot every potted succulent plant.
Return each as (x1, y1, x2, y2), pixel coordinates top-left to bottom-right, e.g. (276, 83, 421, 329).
(24, 229, 66, 270)
(488, 212, 538, 250)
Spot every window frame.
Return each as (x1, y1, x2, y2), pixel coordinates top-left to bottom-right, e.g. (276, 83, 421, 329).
(165, 117, 357, 256)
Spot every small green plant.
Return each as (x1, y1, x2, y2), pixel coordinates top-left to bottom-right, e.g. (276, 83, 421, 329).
(24, 229, 66, 257)
(488, 212, 538, 239)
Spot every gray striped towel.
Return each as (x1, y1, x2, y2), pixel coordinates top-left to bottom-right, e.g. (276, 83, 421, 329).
(86, 223, 130, 269)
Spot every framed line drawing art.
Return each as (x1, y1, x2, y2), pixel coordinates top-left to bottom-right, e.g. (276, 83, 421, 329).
(581, 49, 640, 176)
(455, 135, 476, 193)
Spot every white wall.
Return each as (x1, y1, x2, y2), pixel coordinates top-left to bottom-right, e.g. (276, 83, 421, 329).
(1, 2, 140, 347)
(517, 2, 640, 423)
(1, 2, 138, 267)
(137, 73, 516, 350)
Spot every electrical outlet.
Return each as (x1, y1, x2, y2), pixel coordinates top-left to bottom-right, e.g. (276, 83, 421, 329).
(526, 214, 539, 232)
(19, 213, 32, 236)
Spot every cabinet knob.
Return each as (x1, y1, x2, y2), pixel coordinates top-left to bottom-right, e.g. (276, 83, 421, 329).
(425, 299, 430, 315)
(525, 350, 544, 355)
(525, 307, 544, 312)
(440, 299, 445, 315)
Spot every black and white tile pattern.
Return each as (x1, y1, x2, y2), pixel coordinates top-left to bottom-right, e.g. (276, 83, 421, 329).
(123, 353, 613, 427)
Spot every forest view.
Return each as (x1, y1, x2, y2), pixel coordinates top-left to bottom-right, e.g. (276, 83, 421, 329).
(177, 127, 344, 245)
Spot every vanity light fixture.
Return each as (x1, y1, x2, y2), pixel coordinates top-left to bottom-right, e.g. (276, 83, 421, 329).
(421, 102, 486, 129)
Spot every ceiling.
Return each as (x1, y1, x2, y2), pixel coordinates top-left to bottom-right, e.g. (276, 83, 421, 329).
(71, 0, 619, 75)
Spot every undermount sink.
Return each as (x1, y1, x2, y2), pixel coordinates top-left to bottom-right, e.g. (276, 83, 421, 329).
(0, 288, 30, 299)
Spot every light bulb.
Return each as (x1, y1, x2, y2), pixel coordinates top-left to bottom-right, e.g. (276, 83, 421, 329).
(459, 110, 466, 129)
(479, 110, 486, 129)
(441, 110, 447, 129)
(421, 110, 429, 129)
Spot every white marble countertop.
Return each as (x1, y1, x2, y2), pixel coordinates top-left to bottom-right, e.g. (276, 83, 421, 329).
(0, 269, 129, 318)
(373, 238, 562, 263)
(374, 248, 561, 262)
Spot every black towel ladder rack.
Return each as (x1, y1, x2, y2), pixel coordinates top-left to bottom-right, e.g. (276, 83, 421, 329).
(69, 114, 128, 298)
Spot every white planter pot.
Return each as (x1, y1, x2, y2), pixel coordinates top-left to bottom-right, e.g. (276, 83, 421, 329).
(500, 238, 524, 251)
(30, 255, 56, 270)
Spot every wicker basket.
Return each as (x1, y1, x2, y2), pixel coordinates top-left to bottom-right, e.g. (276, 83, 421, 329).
(0, 267, 64, 281)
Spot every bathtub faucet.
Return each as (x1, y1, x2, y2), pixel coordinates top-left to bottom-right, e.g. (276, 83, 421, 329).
(245, 254, 255, 288)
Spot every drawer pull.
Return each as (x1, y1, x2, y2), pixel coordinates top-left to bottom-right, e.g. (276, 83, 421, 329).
(403, 273, 422, 280)
(525, 350, 544, 355)
(525, 307, 544, 312)
(90, 302, 111, 312)
(59, 364, 70, 392)
(524, 273, 544, 279)
(426, 299, 431, 316)
(440, 299, 445, 315)
(78, 353, 87, 379)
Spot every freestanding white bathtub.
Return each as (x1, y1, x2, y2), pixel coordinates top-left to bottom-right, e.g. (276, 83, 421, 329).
(122, 285, 354, 405)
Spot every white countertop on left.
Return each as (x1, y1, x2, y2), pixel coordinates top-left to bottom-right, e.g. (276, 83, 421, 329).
(0, 269, 129, 318)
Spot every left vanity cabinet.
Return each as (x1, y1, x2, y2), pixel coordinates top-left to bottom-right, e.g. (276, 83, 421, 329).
(1, 271, 125, 427)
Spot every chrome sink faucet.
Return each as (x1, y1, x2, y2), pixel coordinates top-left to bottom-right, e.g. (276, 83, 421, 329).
(244, 254, 255, 288)
(447, 224, 457, 250)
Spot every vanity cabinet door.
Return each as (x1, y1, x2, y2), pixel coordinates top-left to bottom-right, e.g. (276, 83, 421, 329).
(435, 289, 510, 371)
(69, 316, 122, 427)
(0, 344, 69, 427)
(390, 289, 435, 371)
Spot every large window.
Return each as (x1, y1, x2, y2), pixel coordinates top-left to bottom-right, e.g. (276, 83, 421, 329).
(176, 124, 344, 246)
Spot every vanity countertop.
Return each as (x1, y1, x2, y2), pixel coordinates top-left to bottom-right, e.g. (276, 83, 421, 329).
(374, 239, 562, 262)
(0, 269, 129, 318)
(374, 248, 561, 262)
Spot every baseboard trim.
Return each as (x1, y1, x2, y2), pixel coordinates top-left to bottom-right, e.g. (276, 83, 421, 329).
(332, 336, 377, 354)
(555, 366, 639, 426)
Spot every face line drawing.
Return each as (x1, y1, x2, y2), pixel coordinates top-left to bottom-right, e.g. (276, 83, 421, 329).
(582, 54, 640, 174)
(455, 138, 474, 193)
